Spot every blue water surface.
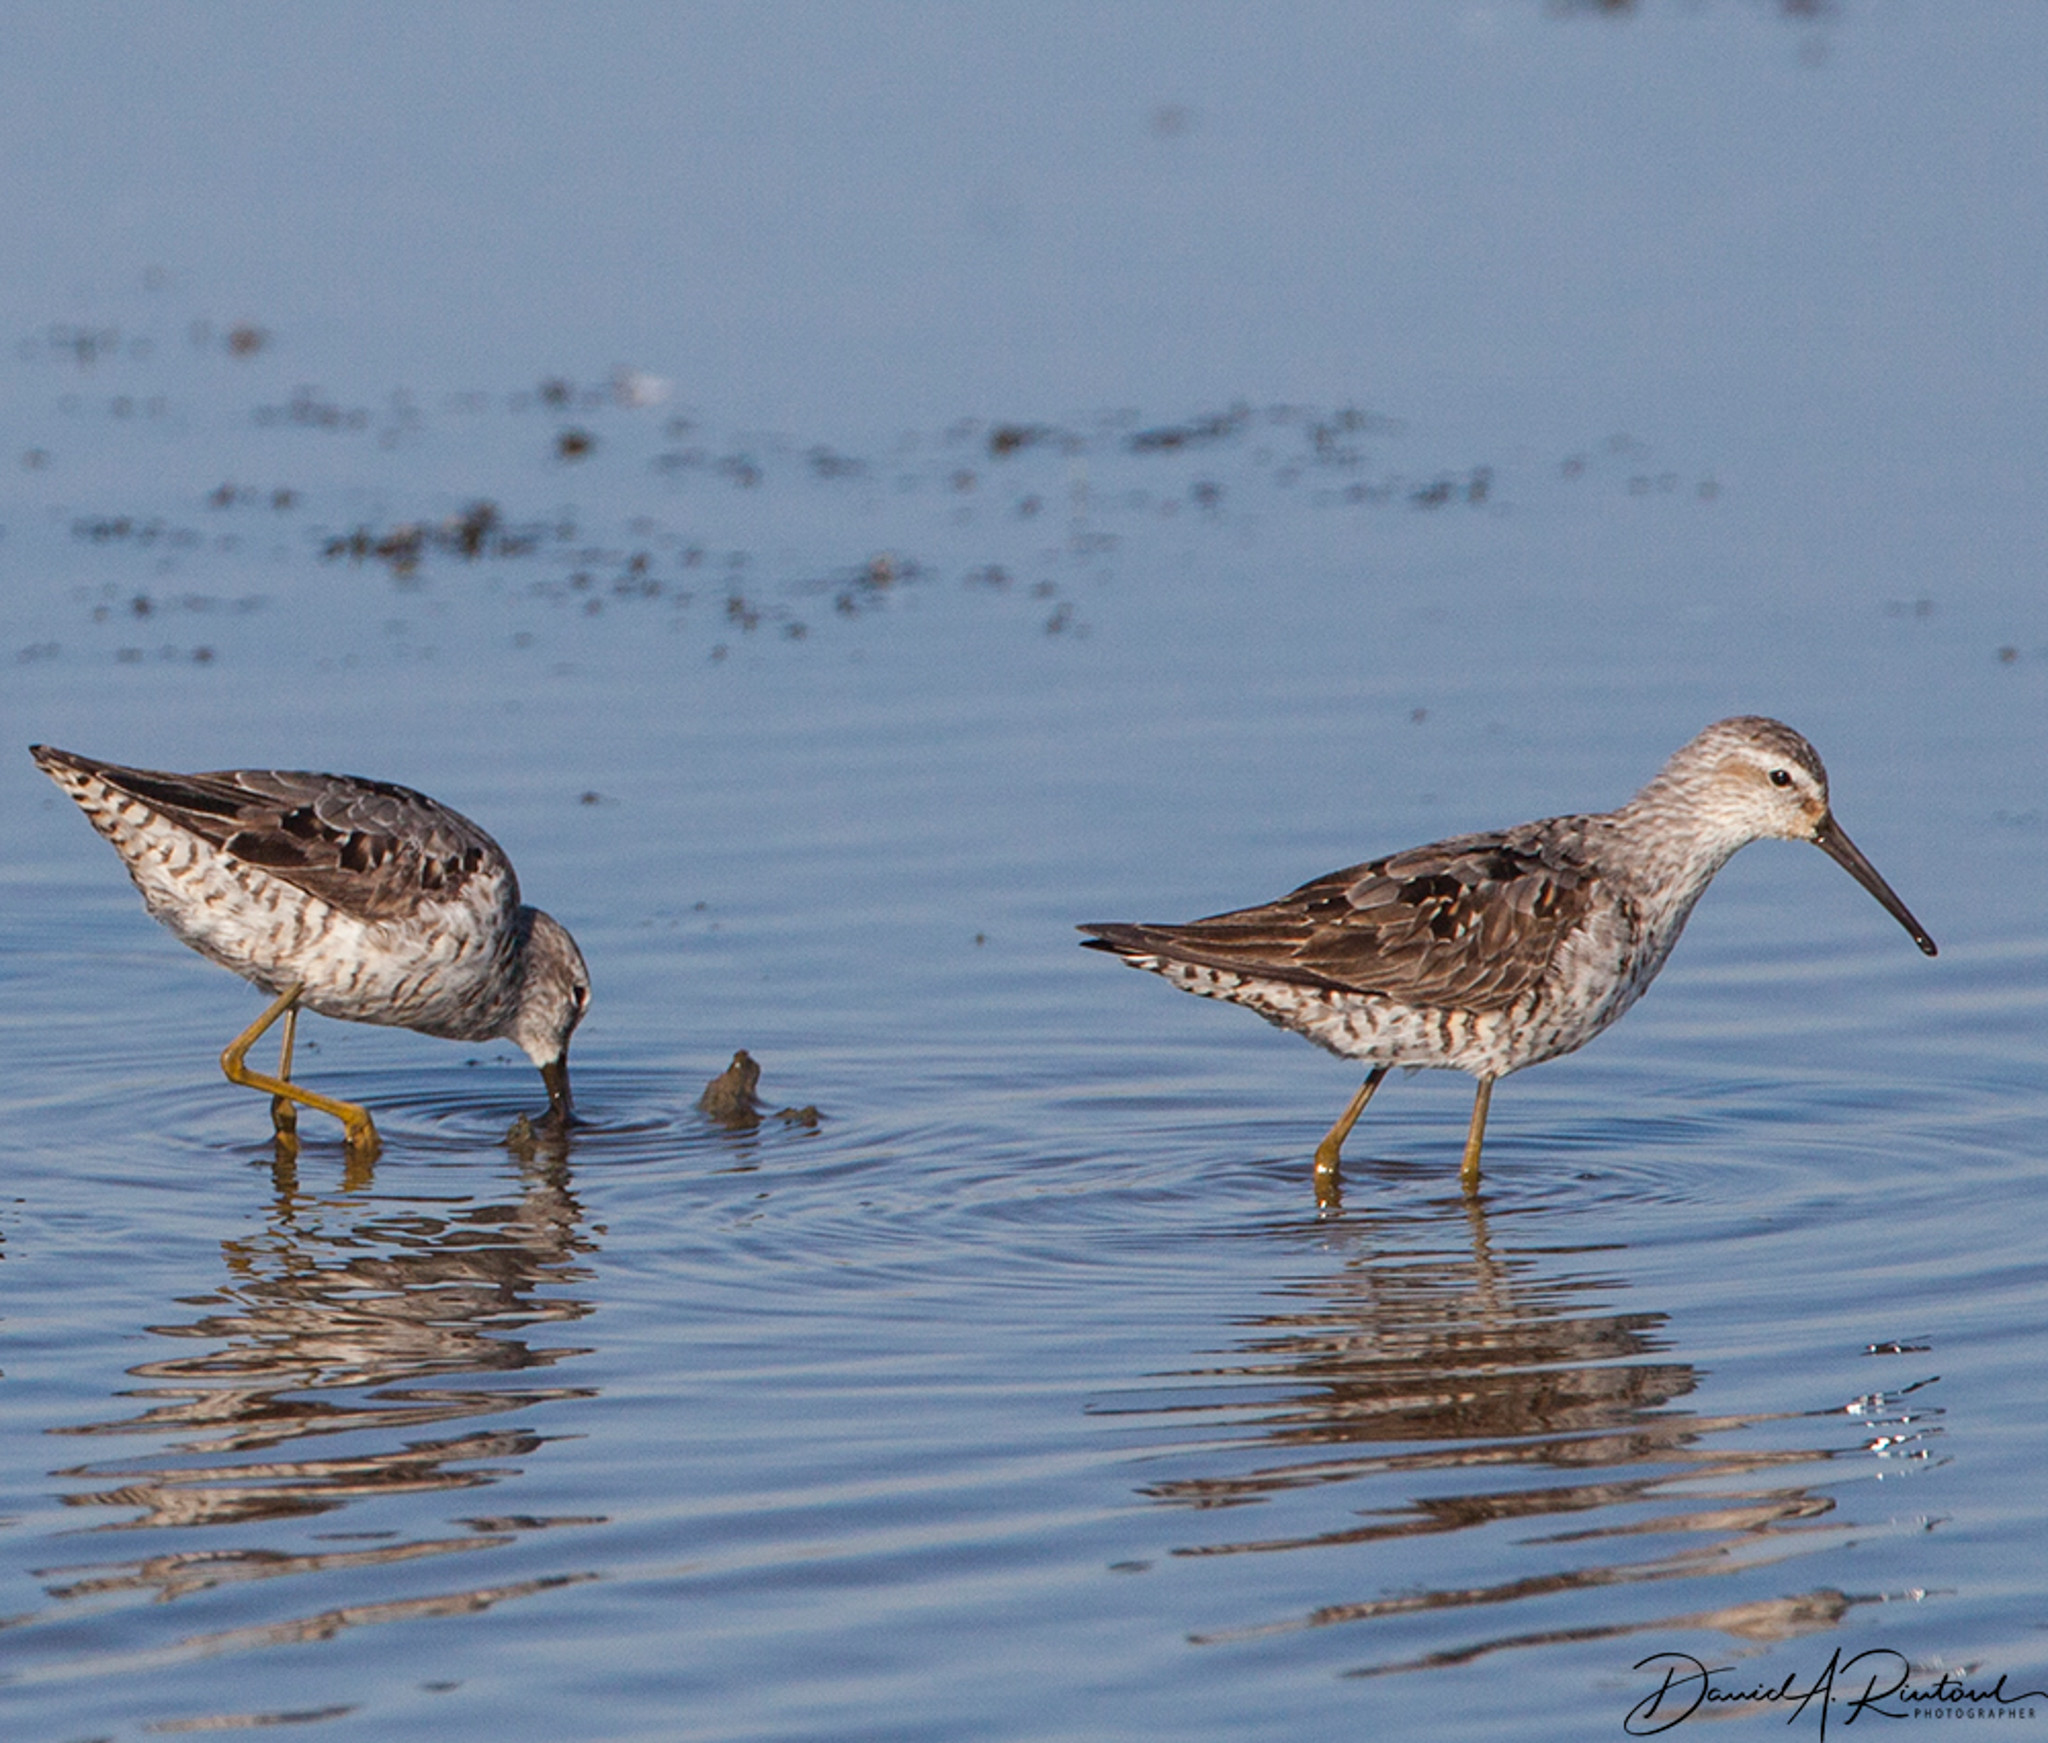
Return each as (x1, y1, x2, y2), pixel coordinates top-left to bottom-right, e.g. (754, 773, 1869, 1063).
(1, 6, 2045, 1739)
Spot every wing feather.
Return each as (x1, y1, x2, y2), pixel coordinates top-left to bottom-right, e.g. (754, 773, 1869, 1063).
(60, 754, 513, 924)
(1082, 824, 1601, 1012)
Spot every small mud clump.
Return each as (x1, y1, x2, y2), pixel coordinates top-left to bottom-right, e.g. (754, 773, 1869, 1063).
(699, 1049, 820, 1129)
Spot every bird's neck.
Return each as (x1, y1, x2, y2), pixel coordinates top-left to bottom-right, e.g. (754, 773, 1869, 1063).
(1602, 784, 1751, 931)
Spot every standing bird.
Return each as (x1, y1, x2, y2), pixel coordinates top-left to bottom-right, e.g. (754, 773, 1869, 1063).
(1081, 718, 1935, 1205)
(32, 746, 590, 1159)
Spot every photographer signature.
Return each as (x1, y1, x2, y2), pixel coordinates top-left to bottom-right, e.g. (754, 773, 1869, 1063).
(1626, 1648, 2044, 1739)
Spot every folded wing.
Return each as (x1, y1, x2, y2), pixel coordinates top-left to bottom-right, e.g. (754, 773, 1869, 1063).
(1082, 826, 1600, 1013)
(46, 751, 513, 925)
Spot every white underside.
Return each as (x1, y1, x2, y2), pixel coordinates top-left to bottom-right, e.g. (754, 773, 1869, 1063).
(104, 796, 518, 1042)
(1122, 892, 1684, 1081)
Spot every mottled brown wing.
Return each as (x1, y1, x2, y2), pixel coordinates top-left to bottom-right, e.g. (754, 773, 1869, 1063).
(1082, 825, 1601, 1012)
(60, 752, 514, 923)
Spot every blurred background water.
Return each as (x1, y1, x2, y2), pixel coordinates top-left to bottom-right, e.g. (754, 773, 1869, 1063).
(2, 4, 2045, 1738)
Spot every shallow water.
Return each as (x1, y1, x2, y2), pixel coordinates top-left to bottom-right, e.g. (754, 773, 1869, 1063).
(4, 7, 2048, 1740)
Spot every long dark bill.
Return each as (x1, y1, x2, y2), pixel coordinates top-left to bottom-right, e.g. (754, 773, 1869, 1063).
(541, 1056, 576, 1127)
(1814, 815, 1937, 956)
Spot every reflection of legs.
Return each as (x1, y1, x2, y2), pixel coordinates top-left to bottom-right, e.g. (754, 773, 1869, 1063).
(1459, 1078, 1494, 1194)
(270, 1001, 299, 1141)
(220, 987, 380, 1159)
(1312, 1068, 1389, 1208)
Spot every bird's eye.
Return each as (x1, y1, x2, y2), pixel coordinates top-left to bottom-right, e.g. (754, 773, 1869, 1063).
(1768, 769, 1793, 788)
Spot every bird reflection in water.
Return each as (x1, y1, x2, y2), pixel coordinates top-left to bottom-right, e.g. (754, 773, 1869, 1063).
(1107, 1190, 1942, 1675)
(33, 1137, 602, 1654)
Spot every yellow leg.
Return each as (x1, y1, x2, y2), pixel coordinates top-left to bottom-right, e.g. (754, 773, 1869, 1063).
(1460, 1077, 1494, 1194)
(1312, 1068, 1388, 1208)
(220, 986, 380, 1160)
(270, 1001, 300, 1143)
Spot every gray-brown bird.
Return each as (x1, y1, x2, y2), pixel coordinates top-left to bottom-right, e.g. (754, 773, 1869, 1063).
(34, 745, 589, 1159)
(1082, 718, 1934, 1205)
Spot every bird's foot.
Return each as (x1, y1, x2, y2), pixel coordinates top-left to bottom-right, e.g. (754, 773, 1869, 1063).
(1311, 1143, 1344, 1211)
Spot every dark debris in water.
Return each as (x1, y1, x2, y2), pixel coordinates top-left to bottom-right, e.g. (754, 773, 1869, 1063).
(698, 1050, 763, 1124)
(1409, 467, 1492, 509)
(14, 310, 1721, 670)
(254, 388, 370, 431)
(1127, 403, 1251, 453)
(699, 1050, 820, 1130)
(321, 500, 544, 576)
(987, 422, 1067, 458)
